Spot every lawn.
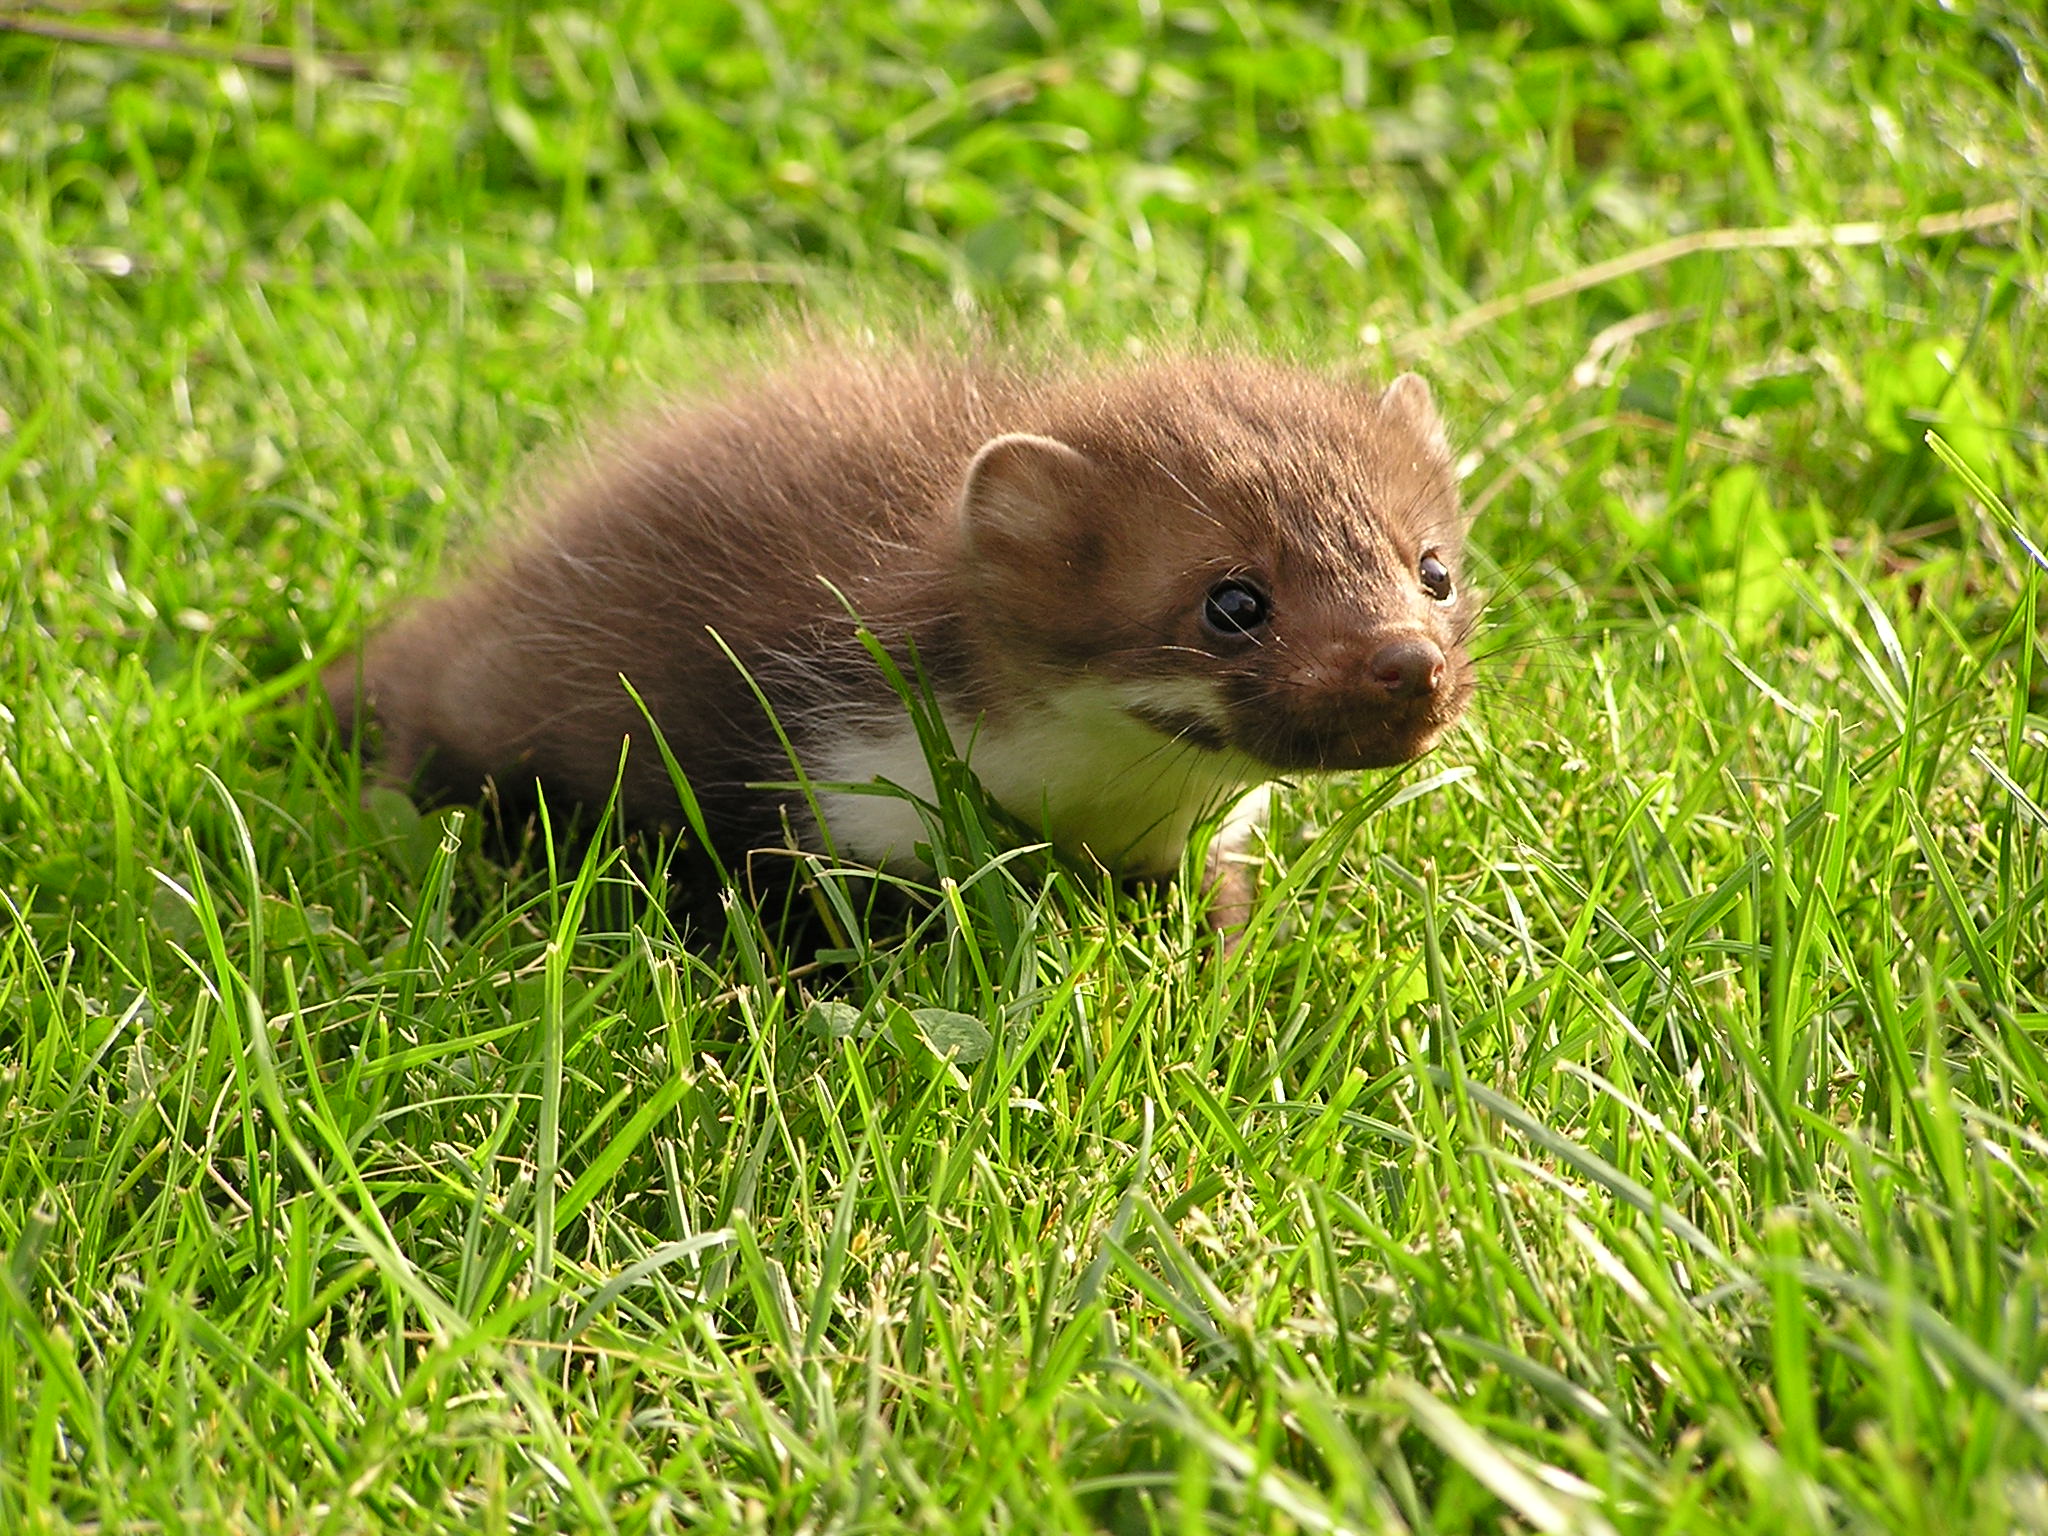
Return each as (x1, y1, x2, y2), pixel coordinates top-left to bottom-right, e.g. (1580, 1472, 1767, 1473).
(2, 2, 2044, 1531)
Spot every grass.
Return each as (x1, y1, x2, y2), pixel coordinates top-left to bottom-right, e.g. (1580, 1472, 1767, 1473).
(1, 0, 2044, 1530)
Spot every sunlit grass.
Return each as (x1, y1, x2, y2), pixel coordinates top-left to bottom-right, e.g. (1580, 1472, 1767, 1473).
(2, 2, 2044, 1531)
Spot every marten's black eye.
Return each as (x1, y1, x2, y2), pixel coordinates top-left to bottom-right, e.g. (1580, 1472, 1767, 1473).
(1202, 579, 1270, 638)
(1419, 551, 1454, 602)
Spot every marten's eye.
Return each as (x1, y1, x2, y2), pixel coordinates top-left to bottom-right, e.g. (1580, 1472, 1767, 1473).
(1202, 579, 1270, 639)
(1419, 551, 1454, 602)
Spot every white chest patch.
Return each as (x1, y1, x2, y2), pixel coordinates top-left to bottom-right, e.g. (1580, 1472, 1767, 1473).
(805, 680, 1266, 879)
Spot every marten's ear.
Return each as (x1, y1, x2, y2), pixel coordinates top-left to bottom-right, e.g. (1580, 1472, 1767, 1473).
(958, 432, 1092, 552)
(1380, 372, 1449, 459)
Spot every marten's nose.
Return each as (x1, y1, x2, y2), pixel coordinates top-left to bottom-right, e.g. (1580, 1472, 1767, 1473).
(1368, 637, 1445, 700)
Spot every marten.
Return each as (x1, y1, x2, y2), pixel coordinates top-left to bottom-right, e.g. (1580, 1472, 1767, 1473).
(325, 349, 1476, 927)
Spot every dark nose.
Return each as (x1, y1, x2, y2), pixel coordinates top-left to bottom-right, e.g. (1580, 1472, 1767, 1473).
(1368, 637, 1445, 700)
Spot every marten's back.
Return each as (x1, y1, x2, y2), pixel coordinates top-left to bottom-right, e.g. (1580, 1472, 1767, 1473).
(326, 353, 1022, 837)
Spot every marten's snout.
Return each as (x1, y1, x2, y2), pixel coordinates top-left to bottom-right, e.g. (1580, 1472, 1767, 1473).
(1368, 636, 1447, 701)
(1230, 619, 1467, 772)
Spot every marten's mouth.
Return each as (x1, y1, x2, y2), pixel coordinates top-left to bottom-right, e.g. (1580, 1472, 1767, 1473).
(1244, 721, 1450, 773)
(1120, 672, 1471, 773)
(1124, 702, 1458, 772)
(1227, 680, 1473, 773)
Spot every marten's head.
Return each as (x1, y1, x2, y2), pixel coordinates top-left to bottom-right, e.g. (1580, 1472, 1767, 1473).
(953, 358, 1475, 774)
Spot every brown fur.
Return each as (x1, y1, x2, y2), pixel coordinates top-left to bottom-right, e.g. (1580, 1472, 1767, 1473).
(325, 348, 1477, 897)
